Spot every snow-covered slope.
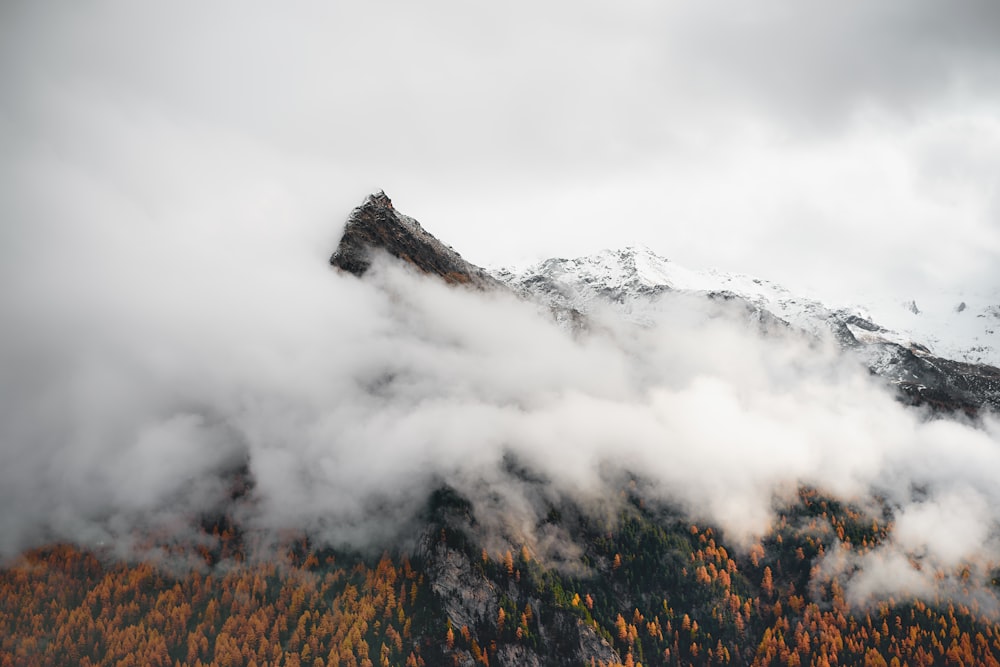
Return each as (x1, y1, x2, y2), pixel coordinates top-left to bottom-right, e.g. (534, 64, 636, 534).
(847, 291, 1000, 368)
(494, 246, 999, 368)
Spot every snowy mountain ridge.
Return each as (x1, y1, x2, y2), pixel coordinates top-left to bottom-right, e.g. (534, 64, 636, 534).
(328, 192, 999, 412)
(494, 246, 1000, 368)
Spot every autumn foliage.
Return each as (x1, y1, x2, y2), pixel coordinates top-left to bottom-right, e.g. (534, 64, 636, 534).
(0, 541, 428, 667)
(4, 485, 1000, 666)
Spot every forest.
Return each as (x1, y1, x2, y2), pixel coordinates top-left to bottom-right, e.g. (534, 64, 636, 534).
(4, 485, 1000, 666)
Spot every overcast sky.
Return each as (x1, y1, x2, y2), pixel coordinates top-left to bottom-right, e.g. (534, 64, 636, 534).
(3, 1, 999, 303)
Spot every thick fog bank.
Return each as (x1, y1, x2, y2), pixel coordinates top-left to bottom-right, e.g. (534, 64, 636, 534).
(3, 211, 1000, 609)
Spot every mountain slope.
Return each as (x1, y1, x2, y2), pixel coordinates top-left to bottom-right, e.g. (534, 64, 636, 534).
(495, 245, 997, 363)
(496, 246, 1000, 414)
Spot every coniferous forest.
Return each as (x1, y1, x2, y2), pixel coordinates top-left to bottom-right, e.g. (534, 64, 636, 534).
(4, 485, 1000, 666)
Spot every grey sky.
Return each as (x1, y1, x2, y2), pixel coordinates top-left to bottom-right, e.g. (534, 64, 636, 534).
(3, 1, 999, 304)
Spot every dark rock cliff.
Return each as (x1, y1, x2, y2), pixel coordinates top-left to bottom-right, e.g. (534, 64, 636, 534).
(331, 191, 500, 290)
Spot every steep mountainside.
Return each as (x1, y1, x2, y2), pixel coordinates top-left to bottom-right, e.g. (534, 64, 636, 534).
(497, 246, 1000, 414)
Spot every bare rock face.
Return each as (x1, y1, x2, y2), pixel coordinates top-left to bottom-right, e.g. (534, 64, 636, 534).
(494, 644, 544, 667)
(423, 540, 500, 633)
(331, 191, 500, 289)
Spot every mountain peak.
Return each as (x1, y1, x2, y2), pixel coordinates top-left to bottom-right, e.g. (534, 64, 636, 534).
(330, 191, 499, 289)
(365, 189, 394, 210)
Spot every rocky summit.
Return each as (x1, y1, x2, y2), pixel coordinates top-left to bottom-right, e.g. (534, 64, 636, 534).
(330, 190, 500, 290)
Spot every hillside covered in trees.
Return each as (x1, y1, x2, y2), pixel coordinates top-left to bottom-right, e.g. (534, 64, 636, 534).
(4, 484, 1000, 666)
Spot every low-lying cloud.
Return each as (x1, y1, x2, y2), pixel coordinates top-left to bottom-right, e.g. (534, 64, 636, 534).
(3, 191, 1000, 611)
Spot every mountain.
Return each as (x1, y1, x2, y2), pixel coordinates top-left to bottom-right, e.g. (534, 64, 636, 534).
(332, 194, 997, 396)
(4, 193, 1000, 667)
(496, 246, 1000, 415)
(850, 291, 1000, 368)
(493, 245, 999, 367)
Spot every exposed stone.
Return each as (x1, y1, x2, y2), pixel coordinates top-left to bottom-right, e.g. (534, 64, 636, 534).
(494, 644, 544, 667)
(331, 190, 501, 289)
(423, 541, 499, 632)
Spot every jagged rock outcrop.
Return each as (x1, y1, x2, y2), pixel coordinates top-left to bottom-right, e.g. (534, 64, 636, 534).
(422, 538, 500, 635)
(331, 191, 500, 289)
